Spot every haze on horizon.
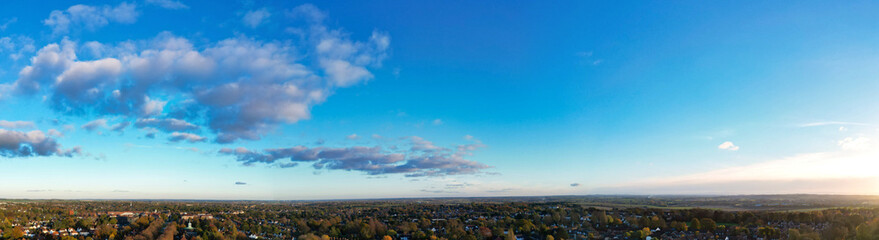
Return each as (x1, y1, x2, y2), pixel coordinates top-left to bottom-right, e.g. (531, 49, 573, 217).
(1, 0, 878, 200)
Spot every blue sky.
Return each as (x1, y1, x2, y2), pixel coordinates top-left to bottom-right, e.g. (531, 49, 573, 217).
(1, 0, 879, 199)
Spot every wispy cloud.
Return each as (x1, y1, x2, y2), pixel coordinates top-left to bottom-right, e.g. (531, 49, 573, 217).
(799, 121, 870, 127)
(43, 3, 139, 34)
(486, 188, 515, 193)
(109, 121, 129, 132)
(145, 0, 188, 9)
(219, 136, 490, 177)
(0, 120, 35, 129)
(604, 144, 879, 194)
(0, 18, 17, 31)
(838, 136, 870, 151)
(81, 119, 108, 132)
(717, 141, 739, 151)
(420, 189, 459, 194)
(242, 8, 270, 28)
(0, 128, 81, 157)
(168, 132, 206, 143)
(15, 4, 389, 144)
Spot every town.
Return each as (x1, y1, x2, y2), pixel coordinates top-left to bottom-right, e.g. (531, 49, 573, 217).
(1, 195, 879, 240)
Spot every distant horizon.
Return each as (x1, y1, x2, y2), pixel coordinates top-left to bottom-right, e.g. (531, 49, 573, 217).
(4, 193, 879, 202)
(2, 0, 879, 199)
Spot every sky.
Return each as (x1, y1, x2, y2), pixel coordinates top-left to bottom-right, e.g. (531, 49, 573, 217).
(1, 0, 879, 200)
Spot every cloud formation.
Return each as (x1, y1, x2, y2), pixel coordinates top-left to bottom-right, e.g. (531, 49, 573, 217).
(0, 35, 35, 61)
(838, 137, 870, 151)
(717, 141, 739, 151)
(219, 136, 490, 177)
(134, 118, 198, 133)
(81, 119, 107, 131)
(109, 121, 129, 132)
(145, 0, 188, 10)
(168, 132, 205, 143)
(604, 143, 879, 195)
(0, 120, 35, 129)
(0, 128, 81, 157)
(243, 8, 271, 28)
(44, 3, 139, 34)
(0, 18, 16, 31)
(14, 4, 389, 144)
(799, 121, 869, 127)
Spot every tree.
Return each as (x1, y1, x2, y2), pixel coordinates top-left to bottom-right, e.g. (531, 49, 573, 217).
(297, 233, 322, 240)
(505, 229, 517, 240)
(690, 218, 701, 231)
(700, 218, 716, 232)
(788, 229, 802, 240)
(758, 226, 781, 239)
(97, 224, 118, 239)
(158, 224, 177, 240)
(638, 227, 651, 239)
(592, 211, 607, 228)
(670, 221, 687, 231)
(9, 226, 24, 239)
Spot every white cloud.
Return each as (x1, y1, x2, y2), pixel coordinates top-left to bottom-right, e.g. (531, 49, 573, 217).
(0, 120, 35, 129)
(109, 121, 129, 132)
(13, 4, 390, 144)
(346, 134, 360, 140)
(432, 119, 443, 125)
(320, 59, 371, 86)
(0, 128, 81, 157)
(717, 141, 739, 151)
(220, 135, 490, 177)
(315, 31, 389, 86)
(242, 8, 271, 28)
(0, 35, 34, 60)
(14, 40, 78, 94)
(168, 132, 205, 143)
(410, 136, 440, 151)
(44, 3, 139, 34)
(134, 118, 198, 132)
(603, 147, 879, 195)
(838, 136, 870, 151)
(145, 0, 188, 9)
(286, 4, 325, 23)
(799, 121, 869, 127)
(81, 119, 107, 131)
(141, 96, 167, 116)
(839, 126, 848, 132)
(602, 131, 879, 195)
(54, 58, 123, 105)
(47, 129, 64, 137)
(0, 18, 16, 31)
